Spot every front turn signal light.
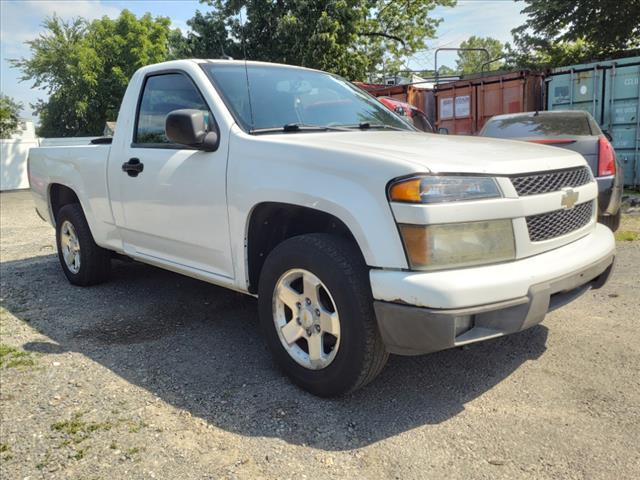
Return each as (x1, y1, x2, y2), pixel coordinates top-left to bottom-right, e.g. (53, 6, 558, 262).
(389, 175, 502, 204)
(389, 178, 422, 203)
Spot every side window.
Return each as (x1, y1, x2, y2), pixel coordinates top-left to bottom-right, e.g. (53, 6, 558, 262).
(412, 110, 434, 133)
(135, 73, 211, 145)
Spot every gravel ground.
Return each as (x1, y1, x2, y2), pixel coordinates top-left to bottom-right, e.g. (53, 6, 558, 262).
(1, 190, 639, 480)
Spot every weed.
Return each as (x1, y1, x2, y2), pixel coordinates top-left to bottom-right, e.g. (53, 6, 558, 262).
(615, 230, 639, 242)
(125, 446, 144, 461)
(72, 447, 87, 460)
(36, 451, 51, 470)
(128, 420, 148, 433)
(51, 412, 112, 445)
(0, 344, 36, 369)
(0, 443, 9, 453)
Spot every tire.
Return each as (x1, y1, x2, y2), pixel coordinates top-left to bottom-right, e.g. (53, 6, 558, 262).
(55, 203, 111, 286)
(599, 210, 621, 232)
(258, 233, 388, 397)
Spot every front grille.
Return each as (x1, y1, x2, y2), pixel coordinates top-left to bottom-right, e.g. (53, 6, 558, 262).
(511, 167, 592, 196)
(526, 201, 593, 242)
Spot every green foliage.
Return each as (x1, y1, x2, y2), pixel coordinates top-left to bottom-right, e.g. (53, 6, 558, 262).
(506, 38, 596, 70)
(0, 94, 23, 139)
(510, 0, 640, 69)
(456, 36, 504, 75)
(0, 343, 36, 368)
(615, 230, 639, 242)
(12, 11, 176, 137)
(437, 65, 457, 76)
(51, 412, 113, 445)
(173, 0, 456, 80)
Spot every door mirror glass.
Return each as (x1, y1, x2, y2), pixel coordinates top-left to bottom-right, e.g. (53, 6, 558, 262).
(438, 127, 449, 135)
(165, 109, 219, 151)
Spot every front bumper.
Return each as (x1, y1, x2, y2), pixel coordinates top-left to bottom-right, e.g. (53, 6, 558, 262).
(371, 224, 615, 355)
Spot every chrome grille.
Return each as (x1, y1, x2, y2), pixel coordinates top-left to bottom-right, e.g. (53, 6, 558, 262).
(511, 167, 592, 196)
(526, 201, 593, 242)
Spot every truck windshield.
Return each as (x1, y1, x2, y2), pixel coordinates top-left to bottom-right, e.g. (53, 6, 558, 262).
(202, 63, 412, 133)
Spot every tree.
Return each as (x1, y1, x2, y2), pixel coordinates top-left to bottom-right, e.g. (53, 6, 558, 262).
(174, 0, 456, 80)
(434, 65, 457, 77)
(12, 11, 176, 137)
(0, 95, 24, 139)
(510, 0, 640, 68)
(506, 38, 596, 70)
(456, 36, 504, 75)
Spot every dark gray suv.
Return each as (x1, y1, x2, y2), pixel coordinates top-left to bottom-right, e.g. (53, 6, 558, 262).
(480, 110, 623, 231)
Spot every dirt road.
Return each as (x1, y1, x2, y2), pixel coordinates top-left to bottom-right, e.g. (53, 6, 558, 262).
(1, 190, 639, 479)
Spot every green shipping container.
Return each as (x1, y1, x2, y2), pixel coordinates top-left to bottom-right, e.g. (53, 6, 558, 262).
(546, 56, 640, 187)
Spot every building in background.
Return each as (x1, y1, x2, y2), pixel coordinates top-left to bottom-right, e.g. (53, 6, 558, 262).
(1, 119, 38, 190)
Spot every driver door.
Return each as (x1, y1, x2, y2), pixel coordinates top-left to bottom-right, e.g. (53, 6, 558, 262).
(111, 71, 233, 279)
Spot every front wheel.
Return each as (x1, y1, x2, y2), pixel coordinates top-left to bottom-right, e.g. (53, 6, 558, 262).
(258, 234, 388, 397)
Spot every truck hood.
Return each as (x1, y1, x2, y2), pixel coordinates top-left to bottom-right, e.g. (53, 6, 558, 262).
(258, 130, 587, 175)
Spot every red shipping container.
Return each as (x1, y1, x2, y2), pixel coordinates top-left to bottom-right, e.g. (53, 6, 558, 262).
(434, 70, 544, 135)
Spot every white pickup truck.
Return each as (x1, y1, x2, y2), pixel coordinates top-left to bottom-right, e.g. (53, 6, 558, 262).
(29, 59, 615, 397)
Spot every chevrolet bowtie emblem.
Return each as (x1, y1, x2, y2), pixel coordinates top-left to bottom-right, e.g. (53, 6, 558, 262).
(561, 188, 579, 209)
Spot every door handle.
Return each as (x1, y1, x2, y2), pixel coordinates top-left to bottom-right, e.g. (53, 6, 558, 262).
(122, 158, 144, 177)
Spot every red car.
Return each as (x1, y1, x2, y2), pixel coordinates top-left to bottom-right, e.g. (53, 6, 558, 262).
(378, 97, 435, 133)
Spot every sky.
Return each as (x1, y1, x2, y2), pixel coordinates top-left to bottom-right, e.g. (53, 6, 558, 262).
(0, 0, 527, 121)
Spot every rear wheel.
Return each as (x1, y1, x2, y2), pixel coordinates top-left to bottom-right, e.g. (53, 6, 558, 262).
(56, 204, 111, 286)
(599, 210, 621, 232)
(258, 234, 388, 397)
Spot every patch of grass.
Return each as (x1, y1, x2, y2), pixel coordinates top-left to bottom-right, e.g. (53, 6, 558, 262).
(71, 447, 88, 460)
(51, 412, 112, 445)
(0, 443, 12, 461)
(620, 213, 640, 231)
(125, 446, 144, 461)
(0, 344, 36, 369)
(615, 230, 639, 242)
(127, 420, 148, 433)
(110, 441, 118, 450)
(36, 451, 51, 470)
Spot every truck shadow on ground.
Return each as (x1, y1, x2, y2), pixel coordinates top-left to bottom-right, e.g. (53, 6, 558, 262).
(1, 254, 548, 451)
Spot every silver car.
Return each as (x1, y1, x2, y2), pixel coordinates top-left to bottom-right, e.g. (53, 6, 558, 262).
(480, 110, 623, 231)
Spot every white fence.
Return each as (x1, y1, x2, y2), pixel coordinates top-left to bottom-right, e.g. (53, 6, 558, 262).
(1, 138, 39, 190)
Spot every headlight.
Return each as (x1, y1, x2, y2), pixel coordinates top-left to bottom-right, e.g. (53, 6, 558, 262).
(399, 220, 515, 270)
(389, 175, 502, 203)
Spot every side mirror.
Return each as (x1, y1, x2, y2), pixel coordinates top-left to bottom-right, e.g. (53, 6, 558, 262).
(603, 130, 613, 142)
(438, 127, 449, 135)
(165, 109, 219, 152)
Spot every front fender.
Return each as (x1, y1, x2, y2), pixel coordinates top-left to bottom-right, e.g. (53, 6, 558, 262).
(227, 130, 412, 290)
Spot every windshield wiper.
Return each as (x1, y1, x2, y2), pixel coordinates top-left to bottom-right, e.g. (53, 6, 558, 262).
(339, 122, 407, 131)
(250, 122, 407, 134)
(250, 123, 350, 134)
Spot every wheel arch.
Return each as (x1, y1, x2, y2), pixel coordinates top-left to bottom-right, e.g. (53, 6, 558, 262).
(245, 202, 365, 294)
(49, 183, 81, 225)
